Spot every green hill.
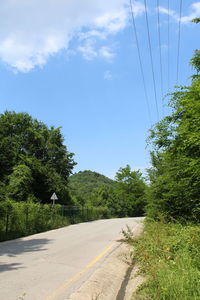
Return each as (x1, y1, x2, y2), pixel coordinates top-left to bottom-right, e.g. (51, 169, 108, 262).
(69, 170, 115, 206)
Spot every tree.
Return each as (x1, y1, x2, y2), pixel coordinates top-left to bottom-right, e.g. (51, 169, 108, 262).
(114, 165, 147, 217)
(192, 18, 200, 23)
(8, 164, 33, 202)
(146, 52, 200, 221)
(190, 50, 200, 74)
(0, 111, 76, 204)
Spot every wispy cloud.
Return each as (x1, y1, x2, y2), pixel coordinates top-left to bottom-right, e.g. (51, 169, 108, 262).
(78, 40, 98, 61)
(99, 46, 115, 61)
(0, 0, 145, 72)
(158, 6, 178, 19)
(181, 2, 200, 23)
(158, 1, 200, 24)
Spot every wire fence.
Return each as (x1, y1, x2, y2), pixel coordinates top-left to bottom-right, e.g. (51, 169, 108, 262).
(0, 201, 112, 242)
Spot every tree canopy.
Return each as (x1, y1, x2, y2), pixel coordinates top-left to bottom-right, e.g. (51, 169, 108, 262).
(114, 165, 147, 216)
(146, 52, 200, 222)
(0, 111, 76, 204)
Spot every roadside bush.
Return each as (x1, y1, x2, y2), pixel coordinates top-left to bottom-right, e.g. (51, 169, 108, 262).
(0, 200, 69, 241)
(0, 201, 113, 242)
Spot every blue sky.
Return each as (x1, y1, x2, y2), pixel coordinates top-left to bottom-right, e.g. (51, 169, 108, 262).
(0, 0, 199, 178)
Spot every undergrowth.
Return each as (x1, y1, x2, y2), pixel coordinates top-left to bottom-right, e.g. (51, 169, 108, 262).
(0, 200, 112, 242)
(124, 220, 200, 300)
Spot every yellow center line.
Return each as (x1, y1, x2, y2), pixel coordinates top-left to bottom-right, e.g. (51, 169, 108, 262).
(44, 243, 115, 300)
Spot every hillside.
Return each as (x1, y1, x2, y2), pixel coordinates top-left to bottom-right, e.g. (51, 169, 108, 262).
(69, 170, 115, 206)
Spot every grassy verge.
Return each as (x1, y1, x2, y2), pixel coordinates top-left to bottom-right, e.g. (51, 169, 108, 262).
(125, 220, 200, 300)
(0, 200, 112, 242)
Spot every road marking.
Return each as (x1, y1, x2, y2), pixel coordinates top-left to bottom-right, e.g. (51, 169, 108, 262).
(44, 243, 115, 300)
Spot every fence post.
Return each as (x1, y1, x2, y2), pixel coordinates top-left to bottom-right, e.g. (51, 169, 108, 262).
(5, 211, 9, 239)
(25, 206, 29, 235)
(61, 205, 64, 225)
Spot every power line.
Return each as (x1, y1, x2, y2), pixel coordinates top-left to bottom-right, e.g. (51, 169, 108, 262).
(176, 0, 183, 84)
(167, 0, 170, 92)
(144, 0, 159, 121)
(156, 0, 164, 116)
(129, 0, 152, 127)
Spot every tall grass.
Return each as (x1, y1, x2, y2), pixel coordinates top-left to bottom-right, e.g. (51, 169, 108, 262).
(125, 220, 200, 300)
(0, 200, 112, 242)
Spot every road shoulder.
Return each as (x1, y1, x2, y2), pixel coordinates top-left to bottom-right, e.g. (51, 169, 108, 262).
(67, 224, 144, 300)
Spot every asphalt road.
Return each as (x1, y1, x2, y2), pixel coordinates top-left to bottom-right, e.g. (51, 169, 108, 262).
(0, 217, 143, 300)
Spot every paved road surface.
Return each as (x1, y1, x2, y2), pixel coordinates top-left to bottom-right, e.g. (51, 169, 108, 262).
(0, 217, 143, 300)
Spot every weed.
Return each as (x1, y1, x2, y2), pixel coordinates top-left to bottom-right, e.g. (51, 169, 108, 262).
(17, 292, 26, 300)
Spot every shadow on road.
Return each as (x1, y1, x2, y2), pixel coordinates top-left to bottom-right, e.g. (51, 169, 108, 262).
(0, 262, 23, 273)
(0, 238, 53, 257)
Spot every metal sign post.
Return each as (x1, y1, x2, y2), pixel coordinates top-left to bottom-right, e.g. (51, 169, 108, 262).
(51, 192, 58, 205)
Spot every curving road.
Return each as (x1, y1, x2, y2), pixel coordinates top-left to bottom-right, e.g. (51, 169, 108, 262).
(0, 217, 143, 300)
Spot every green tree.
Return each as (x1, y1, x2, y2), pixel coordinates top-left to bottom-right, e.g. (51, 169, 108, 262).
(0, 111, 76, 204)
(190, 50, 200, 74)
(114, 165, 147, 217)
(8, 164, 33, 201)
(192, 18, 200, 23)
(146, 52, 200, 221)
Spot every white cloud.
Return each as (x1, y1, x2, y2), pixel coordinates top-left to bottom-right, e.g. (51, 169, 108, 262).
(94, 10, 128, 34)
(104, 70, 113, 80)
(78, 39, 98, 61)
(158, 6, 178, 19)
(0, 0, 145, 72)
(159, 2, 200, 24)
(79, 30, 106, 41)
(99, 46, 115, 60)
(181, 2, 200, 23)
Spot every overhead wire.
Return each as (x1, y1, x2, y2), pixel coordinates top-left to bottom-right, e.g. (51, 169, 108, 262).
(143, 0, 159, 121)
(130, 0, 182, 123)
(167, 0, 170, 92)
(156, 0, 164, 114)
(129, 0, 152, 127)
(176, 0, 183, 84)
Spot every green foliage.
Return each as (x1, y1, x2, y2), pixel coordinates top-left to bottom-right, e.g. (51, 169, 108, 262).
(190, 50, 200, 73)
(7, 165, 33, 201)
(62, 206, 112, 224)
(146, 52, 200, 222)
(69, 170, 115, 207)
(114, 165, 147, 217)
(0, 200, 112, 242)
(192, 18, 200, 23)
(69, 168, 147, 217)
(0, 111, 76, 204)
(0, 200, 68, 241)
(124, 221, 200, 300)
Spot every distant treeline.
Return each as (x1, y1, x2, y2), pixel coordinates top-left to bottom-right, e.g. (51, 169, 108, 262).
(69, 168, 147, 217)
